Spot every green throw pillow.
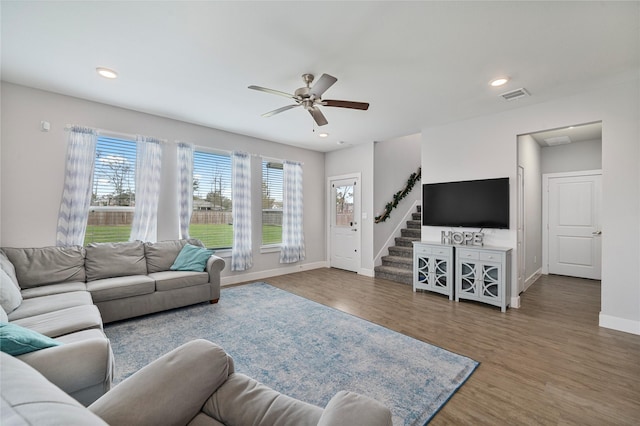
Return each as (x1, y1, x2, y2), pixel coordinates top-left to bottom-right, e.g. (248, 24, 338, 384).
(170, 244, 215, 272)
(0, 322, 62, 356)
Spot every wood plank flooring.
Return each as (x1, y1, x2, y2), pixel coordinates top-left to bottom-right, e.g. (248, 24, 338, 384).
(243, 268, 640, 425)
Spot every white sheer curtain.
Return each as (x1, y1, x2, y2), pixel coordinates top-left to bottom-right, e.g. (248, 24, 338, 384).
(231, 151, 252, 271)
(177, 142, 194, 239)
(56, 126, 98, 246)
(280, 160, 305, 263)
(129, 135, 163, 242)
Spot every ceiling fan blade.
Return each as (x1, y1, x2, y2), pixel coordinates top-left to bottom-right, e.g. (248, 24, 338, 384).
(322, 100, 370, 110)
(262, 104, 301, 117)
(309, 107, 328, 126)
(310, 74, 337, 97)
(249, 85, 296, 100)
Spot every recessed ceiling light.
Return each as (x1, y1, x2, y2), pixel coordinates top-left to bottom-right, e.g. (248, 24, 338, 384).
(96, 67, 118, 79)
(489, 77, 509, 87)
(318, 132, 329, 138)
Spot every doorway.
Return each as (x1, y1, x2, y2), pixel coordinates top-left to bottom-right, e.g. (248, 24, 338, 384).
(328, 175, 361, 272)
(517, 121, 602, 287)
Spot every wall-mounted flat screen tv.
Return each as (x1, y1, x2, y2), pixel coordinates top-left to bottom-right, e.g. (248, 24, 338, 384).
(422, 177, 509, 229)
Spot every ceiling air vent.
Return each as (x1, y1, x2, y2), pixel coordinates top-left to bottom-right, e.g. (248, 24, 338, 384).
(500, 88, 530, 101)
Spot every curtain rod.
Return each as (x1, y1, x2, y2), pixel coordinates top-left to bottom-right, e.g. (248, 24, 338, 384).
(64, 125, 167, 143)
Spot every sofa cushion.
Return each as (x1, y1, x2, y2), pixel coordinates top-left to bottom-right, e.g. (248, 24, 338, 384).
(85, 241, 147, 281)
(144, 239, 205, 273)
(171, 244, 215, 272)
(21, 282, 87, 299)
(0, 322, 62, 356)
(0, 352, 109, 425)
(149, 271, 210, 292)
(7, 291, 93, 321)
(0, 250, 20, 288)
(2, 246, 86, 288)
(317, 391, 393, 426)
(1, 269, 23, 313)
(12, 304, 104, 338)
(86, 275, 155, 303)
(0, 305, 7, 323)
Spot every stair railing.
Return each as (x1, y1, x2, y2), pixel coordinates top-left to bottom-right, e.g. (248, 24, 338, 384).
(375, 167, 421, 223)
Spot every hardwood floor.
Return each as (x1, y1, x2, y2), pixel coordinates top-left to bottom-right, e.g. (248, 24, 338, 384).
(247, 268, 640, 425)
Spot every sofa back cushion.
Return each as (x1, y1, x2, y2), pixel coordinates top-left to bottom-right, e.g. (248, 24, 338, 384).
(2, 246, 86, 288)
(85, 241, 147, 282)
(144, 239, 205, 273)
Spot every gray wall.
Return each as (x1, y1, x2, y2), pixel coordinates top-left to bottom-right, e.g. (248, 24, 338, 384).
(0, 82, 326, 283)
(373, 134, 421, 258)
(541, 139, 602, 174)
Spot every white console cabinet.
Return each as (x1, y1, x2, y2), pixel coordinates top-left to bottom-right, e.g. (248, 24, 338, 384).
(412, 242, 454, 300)
(455, 246, 512, 312)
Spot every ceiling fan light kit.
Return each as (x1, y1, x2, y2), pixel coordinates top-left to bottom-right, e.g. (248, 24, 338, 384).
(249, 73, 369, 126)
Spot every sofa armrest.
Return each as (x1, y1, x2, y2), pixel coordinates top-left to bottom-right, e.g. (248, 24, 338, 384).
(89, 339, 232, 426)
(206, 255, 225, 302)
(317, 391, 393, 426)
(17, 336, 113, 405)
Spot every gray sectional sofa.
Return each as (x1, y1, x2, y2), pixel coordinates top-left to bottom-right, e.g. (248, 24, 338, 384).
(1, 339, 394, 426)
(0, 239, 226, 405)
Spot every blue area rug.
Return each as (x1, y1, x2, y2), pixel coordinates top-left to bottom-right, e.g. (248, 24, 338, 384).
(104, 282, 478, 425)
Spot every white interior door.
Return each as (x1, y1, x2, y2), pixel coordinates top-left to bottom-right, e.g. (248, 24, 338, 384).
(546, 171, 602, 280)
(329, 177, 360, 272)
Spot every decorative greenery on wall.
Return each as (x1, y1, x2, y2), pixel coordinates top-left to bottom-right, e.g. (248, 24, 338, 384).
(375, 167, 421, 223)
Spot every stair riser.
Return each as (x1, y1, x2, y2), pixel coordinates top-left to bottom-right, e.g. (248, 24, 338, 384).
(381, 260, 412, 270)
(412, 213, 421, 221)
(395, 238, 417, 248)
(388, 247, 413, 258)
(401, 229, 421, 238)
(406, 220, 421, 229)
(375, 271, 412, 285)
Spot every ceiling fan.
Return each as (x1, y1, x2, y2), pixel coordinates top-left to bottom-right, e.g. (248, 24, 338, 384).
(248, 73, 369, 126)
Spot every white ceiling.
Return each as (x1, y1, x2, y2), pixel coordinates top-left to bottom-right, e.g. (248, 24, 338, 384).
(529, 122, 602, 147)
(1, 1, 638, 152)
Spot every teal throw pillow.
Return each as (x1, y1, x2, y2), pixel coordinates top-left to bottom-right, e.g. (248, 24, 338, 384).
(0, 322, 62, 356)
(170, 244, 215, 272)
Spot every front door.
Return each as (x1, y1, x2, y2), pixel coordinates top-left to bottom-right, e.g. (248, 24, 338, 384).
(329, 177, 360, 272)
(546, 171, 602, 280)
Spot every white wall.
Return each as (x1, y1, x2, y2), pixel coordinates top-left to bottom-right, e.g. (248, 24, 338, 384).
(541, 138, 602, 174)
(325, 142, 375, 275)
(518, 134, 542, 285)
(373, 133, 421, 258)
(0, 83, 327, 283)
(421, 78, 640, 335)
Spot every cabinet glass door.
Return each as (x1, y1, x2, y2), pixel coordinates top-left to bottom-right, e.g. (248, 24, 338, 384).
(417, 256, 430, 285)
(481, 264, 500, 300)
(459, 262, 477, 296)
(433, 258, 448, 289)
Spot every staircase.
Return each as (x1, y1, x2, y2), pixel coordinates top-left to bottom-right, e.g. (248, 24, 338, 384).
(374, 205, 421, 285)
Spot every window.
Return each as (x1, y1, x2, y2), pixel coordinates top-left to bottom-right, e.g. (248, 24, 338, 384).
(85, 136, 137, 244)
(190, 150, 233, 249)
(262, 160, 283, 245)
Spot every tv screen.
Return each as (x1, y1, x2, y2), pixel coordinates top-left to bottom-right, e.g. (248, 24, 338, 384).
(422, 178, 509, 229)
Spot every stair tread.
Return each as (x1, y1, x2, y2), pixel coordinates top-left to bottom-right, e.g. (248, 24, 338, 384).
(382, 255, 413, 264)
(374, 265, 413, 276)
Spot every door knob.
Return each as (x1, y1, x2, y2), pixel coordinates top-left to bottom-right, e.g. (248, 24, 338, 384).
(592, 230, 602, 235)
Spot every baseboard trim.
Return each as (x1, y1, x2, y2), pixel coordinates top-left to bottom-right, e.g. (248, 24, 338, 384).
(220, 261, 329, 286)
(599, 313, 640, 335)
(524, 268, 542, 291)
(510, 295, 521, 309)
(358, 268, 375, 277)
